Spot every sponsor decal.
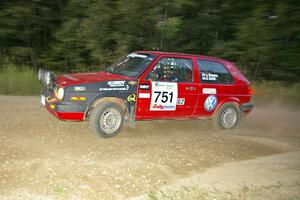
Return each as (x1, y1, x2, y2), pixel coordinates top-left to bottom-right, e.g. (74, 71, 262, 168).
(127, 94, 136, 102)
(177, 98, 185, 105)
(107, 81, 126, 87)
(138, 93, 150, 98)
(201, 72, 218, 81)
(99, 85, 129, 91)
(152, 104, 176, 110)
(204, 95, 218, 112)
(150, 82, 178, 111)
(139, 84, 150, 90)
(74, 86, 86, 91)
(202, 88, 216, 94)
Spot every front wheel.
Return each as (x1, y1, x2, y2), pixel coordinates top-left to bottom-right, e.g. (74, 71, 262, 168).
(90, 102, 124, 138)
(214, 103, 243, 129)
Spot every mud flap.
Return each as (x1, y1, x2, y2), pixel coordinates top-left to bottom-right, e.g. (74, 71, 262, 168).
(129, 106, 136, 129)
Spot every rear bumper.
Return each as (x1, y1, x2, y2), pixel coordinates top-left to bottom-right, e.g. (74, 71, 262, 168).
(240, 103, 254, 113)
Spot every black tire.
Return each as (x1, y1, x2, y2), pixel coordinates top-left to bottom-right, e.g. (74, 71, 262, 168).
(89, 102, 124, 138)
(214, 103, 243, 130)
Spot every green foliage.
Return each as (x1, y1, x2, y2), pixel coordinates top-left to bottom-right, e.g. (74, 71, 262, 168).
(42, 0, 92, 71)
(0, 64, 40, 95)
(233, 6, 273, 80)
(0, 0, 299, 81)
(82, 0, 122, 67)
(210, 1, 300, 82)
(53, 184, 65, 196)
(0, 0, 63, 67)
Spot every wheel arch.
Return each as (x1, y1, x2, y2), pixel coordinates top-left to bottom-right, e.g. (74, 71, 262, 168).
(213, 97, 241, 117)
(84, 96, 128, 120)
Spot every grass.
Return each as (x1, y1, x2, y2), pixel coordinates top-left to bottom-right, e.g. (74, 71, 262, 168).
(53, 184, 65, 196)
(0, 64, 40, 95)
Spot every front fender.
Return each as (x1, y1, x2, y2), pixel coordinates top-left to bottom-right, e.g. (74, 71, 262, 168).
(84, 95, 136, 120)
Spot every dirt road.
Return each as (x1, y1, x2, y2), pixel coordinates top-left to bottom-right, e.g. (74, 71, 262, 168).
(0, 96, 299, 199)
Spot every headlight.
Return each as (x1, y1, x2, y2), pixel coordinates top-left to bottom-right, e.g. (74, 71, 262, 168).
(55, 87, 65, 100)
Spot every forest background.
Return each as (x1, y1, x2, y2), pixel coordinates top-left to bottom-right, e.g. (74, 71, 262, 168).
(0, 0, 299, 97)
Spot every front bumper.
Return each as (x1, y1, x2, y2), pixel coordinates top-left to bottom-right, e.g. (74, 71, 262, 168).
(39, 69, 87, 121)
(240, 103, 254, 113)
(42, 95, 87, 121)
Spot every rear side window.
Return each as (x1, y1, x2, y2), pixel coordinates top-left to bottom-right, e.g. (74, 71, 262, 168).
(197, 60, 233, 84)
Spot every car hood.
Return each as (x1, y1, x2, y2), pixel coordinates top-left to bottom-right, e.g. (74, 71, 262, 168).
(55, 71, 133, 87)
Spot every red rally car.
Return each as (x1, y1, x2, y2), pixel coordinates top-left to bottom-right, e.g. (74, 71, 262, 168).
(39, 51, 253, 138)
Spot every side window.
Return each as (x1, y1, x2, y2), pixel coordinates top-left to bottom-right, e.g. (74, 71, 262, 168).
(197, 60, 233, 84)
(147, 57, 193, 82)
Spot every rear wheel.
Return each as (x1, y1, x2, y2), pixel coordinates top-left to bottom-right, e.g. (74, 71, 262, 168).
(214, 103, 242, 129)
(90, 102, 124, 138)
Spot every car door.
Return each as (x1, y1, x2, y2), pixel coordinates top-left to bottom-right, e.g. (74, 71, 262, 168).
(195, 59, 236, 117)
(135, 55, 199, 120)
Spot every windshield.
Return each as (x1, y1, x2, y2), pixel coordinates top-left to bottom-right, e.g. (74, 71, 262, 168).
(105, 53, 156, 77)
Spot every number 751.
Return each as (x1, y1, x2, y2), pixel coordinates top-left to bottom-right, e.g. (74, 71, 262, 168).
(154, 91, 173, 103)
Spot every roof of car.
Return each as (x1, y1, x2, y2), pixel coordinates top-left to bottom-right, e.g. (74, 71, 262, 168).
(135, 51, 229, 63)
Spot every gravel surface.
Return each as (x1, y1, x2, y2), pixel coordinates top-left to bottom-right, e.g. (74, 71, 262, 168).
(0, 96, 299, 199)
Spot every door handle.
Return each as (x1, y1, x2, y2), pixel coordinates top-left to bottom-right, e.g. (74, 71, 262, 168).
(185, 86, 196, 91)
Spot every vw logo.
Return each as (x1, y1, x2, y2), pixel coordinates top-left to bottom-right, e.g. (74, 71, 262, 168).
(204, 95, 217, 111)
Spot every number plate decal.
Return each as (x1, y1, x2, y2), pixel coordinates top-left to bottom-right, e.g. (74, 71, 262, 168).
(150, 82, 178, 111)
